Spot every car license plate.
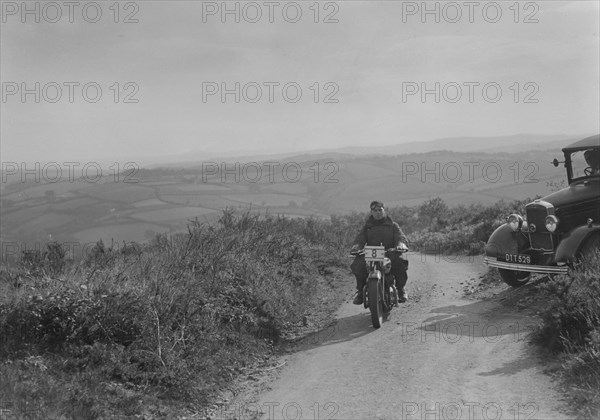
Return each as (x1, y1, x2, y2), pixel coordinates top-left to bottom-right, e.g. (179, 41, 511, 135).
(502, 253, 531, 264)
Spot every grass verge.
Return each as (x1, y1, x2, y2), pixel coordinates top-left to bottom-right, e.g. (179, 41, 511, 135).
(532, 251, 600, 419)
(0, 210, 355, 419)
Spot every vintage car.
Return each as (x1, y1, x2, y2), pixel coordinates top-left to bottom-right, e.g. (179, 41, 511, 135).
(484, 134, 600, 287)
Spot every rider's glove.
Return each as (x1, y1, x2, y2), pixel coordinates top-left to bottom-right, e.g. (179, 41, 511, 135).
(350, 244, 360, 253)
(397, 242, 408, 251)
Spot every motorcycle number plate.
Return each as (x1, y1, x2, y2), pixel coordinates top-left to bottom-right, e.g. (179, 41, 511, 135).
(502, 253, 532, 264)
(364, 247, 386, 261)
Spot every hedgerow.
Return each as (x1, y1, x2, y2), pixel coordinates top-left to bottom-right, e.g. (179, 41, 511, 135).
(0, 209, 357, 418)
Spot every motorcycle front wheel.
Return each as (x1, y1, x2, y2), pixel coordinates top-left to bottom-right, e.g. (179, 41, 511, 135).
(368, 278, 383, 328)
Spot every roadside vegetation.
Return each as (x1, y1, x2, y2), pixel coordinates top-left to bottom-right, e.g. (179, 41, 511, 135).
(533, 251, 600, 418)
(0, 209, 357, 418)
(1, 197, 597, 418)
(392, 196, 530, 255)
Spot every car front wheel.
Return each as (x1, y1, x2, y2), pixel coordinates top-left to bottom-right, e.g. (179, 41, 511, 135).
(579, 234, 600, 261)
(498, 268, 531, 287)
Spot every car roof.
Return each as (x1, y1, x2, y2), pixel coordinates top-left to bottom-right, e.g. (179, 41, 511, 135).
(562, 134, 600, 152)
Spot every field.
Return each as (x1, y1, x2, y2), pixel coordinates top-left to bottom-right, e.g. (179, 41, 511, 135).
(160, 194, 238, 209)
(223, 193, 308, 206)
(132, 206, 216, 222)
(79, 184, 156, 203)
(133, 198, 167, 208)
(1, 149, 563, 253)
(73, 222, 171, 245)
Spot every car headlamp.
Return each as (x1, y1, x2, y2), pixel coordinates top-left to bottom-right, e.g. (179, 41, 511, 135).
(545, 215, 559, 233)
(507, 214, 523, 232)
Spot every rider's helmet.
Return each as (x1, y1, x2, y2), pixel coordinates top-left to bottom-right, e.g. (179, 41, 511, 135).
(370, 200, 385, 210)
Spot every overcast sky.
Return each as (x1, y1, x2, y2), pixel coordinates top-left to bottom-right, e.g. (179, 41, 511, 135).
(1, 0, 599, 164)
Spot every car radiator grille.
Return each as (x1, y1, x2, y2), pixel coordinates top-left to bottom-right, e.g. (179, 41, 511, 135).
(527, 205, 554, 251)
(556, 200, 600, 232)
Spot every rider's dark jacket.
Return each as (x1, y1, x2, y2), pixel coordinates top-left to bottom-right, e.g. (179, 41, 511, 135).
(353, 216, 408, 249)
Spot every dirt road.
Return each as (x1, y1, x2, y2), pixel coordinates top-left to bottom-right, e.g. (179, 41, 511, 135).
(227, 255, 573, 420)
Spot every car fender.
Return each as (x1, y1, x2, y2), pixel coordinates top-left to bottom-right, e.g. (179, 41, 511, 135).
(485, 224, 520, 258)
(555, 224, 600, 262)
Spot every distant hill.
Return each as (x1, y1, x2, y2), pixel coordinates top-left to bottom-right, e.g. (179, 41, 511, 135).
(304, 133, 587, 157)
(145, 133, 589, 168)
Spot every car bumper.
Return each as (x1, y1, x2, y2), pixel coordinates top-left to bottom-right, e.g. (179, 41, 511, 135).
(483, 257, 568, 274)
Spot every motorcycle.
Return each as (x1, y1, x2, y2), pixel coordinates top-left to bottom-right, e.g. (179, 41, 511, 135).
(351, 245, 407, 328)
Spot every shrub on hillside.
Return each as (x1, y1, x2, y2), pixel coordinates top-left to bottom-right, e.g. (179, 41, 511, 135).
(18, 242, 67, 277)
(535, 251, 600, 352)
(0, 209, 351, 412)
(534, 251, 600, 417)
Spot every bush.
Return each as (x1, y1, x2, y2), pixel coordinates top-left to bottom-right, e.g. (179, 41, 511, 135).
(0, 209, 353, 417)
(534, 251, 600, 417)
(536, 251, 600, 352)
(18, 242, 67, 277)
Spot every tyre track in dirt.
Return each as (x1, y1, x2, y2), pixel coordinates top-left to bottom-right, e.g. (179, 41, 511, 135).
(227, 255, 573, 420)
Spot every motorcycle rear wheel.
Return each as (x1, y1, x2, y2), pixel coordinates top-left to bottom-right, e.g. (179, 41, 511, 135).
(368, 278, 383, 328)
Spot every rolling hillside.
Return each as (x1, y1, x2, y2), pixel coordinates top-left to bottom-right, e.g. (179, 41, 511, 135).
(1, 143, 568, 258)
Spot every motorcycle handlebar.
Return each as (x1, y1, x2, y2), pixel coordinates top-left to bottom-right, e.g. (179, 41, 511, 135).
(389, 247, 409, 253)
(349, 247, 408, 257)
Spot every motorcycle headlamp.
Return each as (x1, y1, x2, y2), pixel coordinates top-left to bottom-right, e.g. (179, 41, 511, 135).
(507, 214, 524, 232)
(545, 215, 559, 233)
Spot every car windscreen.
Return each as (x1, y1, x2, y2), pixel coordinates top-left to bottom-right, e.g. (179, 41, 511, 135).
(571, 148, 600, 179)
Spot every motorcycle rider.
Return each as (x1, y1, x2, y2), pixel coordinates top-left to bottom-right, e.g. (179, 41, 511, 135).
(350, 200, 409, 305)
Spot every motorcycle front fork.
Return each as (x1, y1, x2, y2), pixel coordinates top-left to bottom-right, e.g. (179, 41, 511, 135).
(363, 276, 398, 309)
